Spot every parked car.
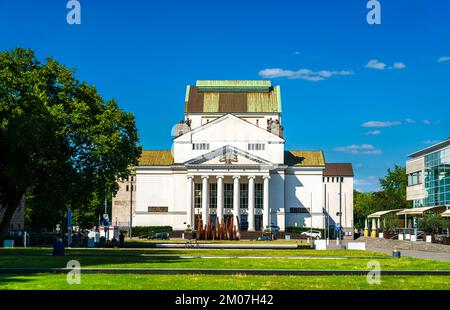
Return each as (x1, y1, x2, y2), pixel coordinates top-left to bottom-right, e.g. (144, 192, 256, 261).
(267, 225, 280, 232)
(301, 230, 322, 239)
(256, 235, 272, 241)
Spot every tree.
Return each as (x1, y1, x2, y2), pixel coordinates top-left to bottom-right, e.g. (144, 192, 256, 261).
(378, 165, 411, 210)
(353, 190, 374, 230)
(0, 48, 141, 239)
(353, 165, 412, 231)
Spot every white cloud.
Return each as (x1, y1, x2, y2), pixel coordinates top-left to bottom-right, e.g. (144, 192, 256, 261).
(258, 67, 354, 82)
(365, 59, 406, 70)
(422, 119, 431, 125)
(258, 68, 295, 78)
(293, 51, 300, 56)
(438, 56, 450, 62)
(422, 140, 440, 145)
(364, 130, 381, 136)
(333, 144, 383, 155)
(361, 121, 401, 128)
(405, 118, 416, 124)
(393, 62, 406, 69)
(365, 59, 387, 70)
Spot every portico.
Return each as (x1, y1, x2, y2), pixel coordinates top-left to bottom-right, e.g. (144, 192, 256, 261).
(186, 173, 270, 231)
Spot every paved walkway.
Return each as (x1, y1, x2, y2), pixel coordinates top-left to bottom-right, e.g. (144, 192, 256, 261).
(369, 247, 450, 263)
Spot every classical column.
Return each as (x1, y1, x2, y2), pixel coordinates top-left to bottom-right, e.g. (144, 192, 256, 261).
(186, 176, 194, 228)
(263, 175, 270, 230)
(216, 176, 224, 224)
(233, 176, 240, 224)
(248, 176, 256, 231)
(201, 176, 209, 226)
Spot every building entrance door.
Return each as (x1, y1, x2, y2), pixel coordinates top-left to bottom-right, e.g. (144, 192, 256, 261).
(255, 215, 263, 231)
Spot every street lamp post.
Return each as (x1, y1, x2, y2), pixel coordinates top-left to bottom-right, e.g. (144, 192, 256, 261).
(310, 192, 313, 249)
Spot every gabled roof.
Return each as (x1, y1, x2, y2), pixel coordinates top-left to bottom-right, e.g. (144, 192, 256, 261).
(185, 145, 272, 166)
(138, 150, 174, 166)
(285, 151, 325, 167)
(174, 113, 285, 142)
(185, 80, 281, 114)
(323, 163, 354, 176)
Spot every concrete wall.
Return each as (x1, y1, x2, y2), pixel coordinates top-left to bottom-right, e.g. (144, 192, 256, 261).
(323, 176, 354, 232)
(112, 177, 136, 227)
(186, 114, 280, 131)
(174, 115, 284, 164)
(269, 170, 285, 230)
(406, 157, 425, 201)
(133, 169, 188, 230)
(284, 168, 325, 229)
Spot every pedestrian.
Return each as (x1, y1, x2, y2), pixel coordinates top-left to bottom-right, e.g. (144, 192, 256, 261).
(119, 232, 125, 248)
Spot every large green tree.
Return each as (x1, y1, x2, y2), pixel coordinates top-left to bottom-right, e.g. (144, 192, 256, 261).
(0, 48, 141, 238)
(353, 165, 412, 230)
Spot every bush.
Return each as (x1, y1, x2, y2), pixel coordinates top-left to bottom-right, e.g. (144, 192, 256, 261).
(131, 226, 172, 237)
(285, 227, 325, 235)
(417, 214, 450, 234)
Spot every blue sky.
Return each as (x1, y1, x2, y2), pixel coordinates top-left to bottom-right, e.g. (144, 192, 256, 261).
(1, 0, 449, 192)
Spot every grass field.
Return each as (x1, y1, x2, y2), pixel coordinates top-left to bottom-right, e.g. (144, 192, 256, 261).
(1, 248, 449, 271)
(1, 274, 449, 290)
(1, 247, 449, 290)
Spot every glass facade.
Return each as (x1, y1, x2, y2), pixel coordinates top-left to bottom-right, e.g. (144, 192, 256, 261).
(424, 146, 450, 206)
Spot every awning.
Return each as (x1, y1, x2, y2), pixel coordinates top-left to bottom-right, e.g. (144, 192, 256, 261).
(396, 206, 444, 216)
(367, 209, 402, 218)
(441, 209, 450, 217)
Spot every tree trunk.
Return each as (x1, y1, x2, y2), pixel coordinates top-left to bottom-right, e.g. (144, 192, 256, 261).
(0, 195, 22, 243)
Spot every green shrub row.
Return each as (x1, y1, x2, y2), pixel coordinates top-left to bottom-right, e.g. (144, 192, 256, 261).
(285, 226, 325, 235)
(131, 226, 172, 237)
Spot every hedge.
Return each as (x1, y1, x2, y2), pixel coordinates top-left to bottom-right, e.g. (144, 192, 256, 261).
(285, 226, 325, 235)
(131, 226, 172, 237)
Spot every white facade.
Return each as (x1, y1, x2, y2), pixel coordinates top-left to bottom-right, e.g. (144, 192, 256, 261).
(113, 80, 354, 235)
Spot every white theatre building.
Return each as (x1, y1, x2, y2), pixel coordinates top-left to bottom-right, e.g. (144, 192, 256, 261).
(113, 80, 354, 237)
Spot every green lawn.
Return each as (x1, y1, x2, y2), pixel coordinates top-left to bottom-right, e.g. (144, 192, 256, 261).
(1, 248, 449, 290)
(1, 248, 449, 271)
(0, 274, 448, 290)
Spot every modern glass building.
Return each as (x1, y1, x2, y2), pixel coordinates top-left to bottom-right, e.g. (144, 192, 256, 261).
(407, 138, 450, 208)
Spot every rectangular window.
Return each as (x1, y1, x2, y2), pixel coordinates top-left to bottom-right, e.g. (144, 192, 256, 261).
(240, 184, 248, 209)
(408, 171, 422, 186)
(209, 183, 217, 208)
(248, 143, 265, 151)
(194, 183, 202, 209)
(193, 143, 210, 150)
(255, 183, 263, 209)
(224, 184, 233, 209)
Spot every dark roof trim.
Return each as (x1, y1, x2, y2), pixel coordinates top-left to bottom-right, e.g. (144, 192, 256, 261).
(323, 163, 354, 177)
(408, 138, 450, 158)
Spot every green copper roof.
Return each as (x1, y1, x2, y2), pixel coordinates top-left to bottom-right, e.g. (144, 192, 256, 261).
(185, 80, 282, 113)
